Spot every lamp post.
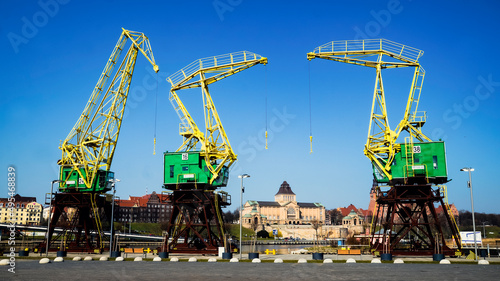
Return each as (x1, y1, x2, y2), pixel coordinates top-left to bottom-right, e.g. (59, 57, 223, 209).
(482, 221, 488, 239)
(46, 180, 61, 257)
(109, 179, 120, 257)
(238, 174, 250, 260)
(460, 167, 477, 261)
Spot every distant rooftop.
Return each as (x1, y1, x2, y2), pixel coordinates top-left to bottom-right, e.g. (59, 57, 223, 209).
(275, 181, 295, 195)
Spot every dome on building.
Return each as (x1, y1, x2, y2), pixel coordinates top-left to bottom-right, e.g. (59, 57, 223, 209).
(343, 210, 358, 220)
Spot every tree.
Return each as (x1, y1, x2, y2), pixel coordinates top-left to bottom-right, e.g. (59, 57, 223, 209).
(250, 217, 259, 252)
(222, 209, 240, 223)
(328, 209, 343, 225)
(311, 219, 322, 251)
(257, 229, 269, 238)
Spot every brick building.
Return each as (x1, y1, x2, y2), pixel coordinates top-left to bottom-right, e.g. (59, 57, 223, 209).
(116, 191, 172, 223)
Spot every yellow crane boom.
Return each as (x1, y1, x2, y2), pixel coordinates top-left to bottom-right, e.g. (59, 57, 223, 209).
(58, 28, 159, 192)
(307, 39, 431, 181)
(166, 51, 267, 186)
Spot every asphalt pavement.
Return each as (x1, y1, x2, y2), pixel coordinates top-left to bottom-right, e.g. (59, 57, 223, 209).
(1, 253, 499, 280)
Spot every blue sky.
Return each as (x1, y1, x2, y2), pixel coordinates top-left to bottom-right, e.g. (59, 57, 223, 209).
(1, 0, 499, 214)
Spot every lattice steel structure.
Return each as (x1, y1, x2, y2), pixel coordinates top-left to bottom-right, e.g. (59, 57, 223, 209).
(44, 28, 158, 253)
(308, 39, 461, 256)
(164, 51, 267, 254)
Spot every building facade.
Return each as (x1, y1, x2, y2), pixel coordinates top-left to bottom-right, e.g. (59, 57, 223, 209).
(0, 194, 42, 225)
(116, 191, 172, 224)
(241, 181, 325, 228)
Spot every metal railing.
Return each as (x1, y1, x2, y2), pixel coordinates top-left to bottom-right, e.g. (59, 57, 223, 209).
(410, 111, 427, 124)
(311, 39, 423, 63)
(167, 51, 266, 87)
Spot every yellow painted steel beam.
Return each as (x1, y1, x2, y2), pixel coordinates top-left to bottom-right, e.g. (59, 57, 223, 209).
(59, 28, 159, 190)
(308, 39, 430, 180)
(167, 51, 267, 184)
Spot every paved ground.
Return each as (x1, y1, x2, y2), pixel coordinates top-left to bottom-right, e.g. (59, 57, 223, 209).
(1, 253, 499, 280)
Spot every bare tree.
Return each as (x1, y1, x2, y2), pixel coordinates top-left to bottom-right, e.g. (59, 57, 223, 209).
(250, 218, 259, 252)
(311, 219, 322, 251)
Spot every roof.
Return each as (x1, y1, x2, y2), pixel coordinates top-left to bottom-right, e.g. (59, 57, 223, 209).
(297, 202, 324, 208)
(338, 204, 358, 217)
(248, 201, 323, 208)
(343, 210, 358, 220)
(255, 201, 281, 207)
(338, 204, 371, 217)
(275, 181, 295, 195)
(117, 192, 171, 208)
(0, 194, 37, 204)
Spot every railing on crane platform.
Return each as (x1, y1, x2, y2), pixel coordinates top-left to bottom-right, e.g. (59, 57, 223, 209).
(310, 39, 424, 63)
(167, 51, 267, 87)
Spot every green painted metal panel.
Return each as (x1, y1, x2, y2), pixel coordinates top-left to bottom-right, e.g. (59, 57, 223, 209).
(59, 167, 114, 192)
(163, 151, 228, 190)
(373, 141, 448, 184)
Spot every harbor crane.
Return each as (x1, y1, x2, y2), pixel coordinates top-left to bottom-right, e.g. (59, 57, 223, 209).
(43, 28, 158, 253)
(308, 39, 461, 256)
(163, 51, 267, 254)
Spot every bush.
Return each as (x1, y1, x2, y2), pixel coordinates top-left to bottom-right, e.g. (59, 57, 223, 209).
(257, 230, 269, 238)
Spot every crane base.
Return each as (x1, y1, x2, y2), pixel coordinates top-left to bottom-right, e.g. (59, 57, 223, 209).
(40, 192, 111, 253)
(370, 184, 461, 257)
(164, 189, 229, 255)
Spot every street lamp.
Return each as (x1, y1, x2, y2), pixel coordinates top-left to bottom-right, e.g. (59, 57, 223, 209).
(46, 180, 61, 257)
(482, 221, 488, 239)
(108, 179, 120, 257)
(238, 174, 250, 260)
(460, 167, 477, 261)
